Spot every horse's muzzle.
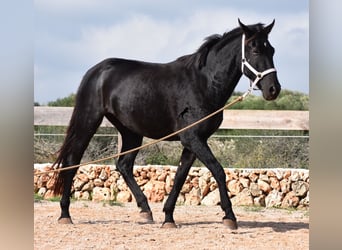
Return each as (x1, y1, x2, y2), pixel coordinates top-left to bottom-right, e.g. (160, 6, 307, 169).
(262, 81, 281, 101)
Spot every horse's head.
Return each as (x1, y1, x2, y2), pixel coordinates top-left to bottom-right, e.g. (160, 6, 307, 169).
(238, 19, 281, 100)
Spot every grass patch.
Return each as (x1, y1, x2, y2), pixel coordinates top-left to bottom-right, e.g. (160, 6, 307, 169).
(283, 207, 298, 214)
(102, 200, 124, 207)
(270, 206, 302, 213)
(33, 193, 61, 202)
(241, 205, 309, 216)
(34, 193, 44, 202)
(46, 196, 62, 202)
(241, 205, 265, 212)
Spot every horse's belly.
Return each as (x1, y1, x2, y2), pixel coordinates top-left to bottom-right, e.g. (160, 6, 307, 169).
(116, 107, 179, 140)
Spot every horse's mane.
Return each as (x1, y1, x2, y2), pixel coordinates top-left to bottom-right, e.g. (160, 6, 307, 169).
(176, 34, 222, 69)
(176, 23, 265, 69)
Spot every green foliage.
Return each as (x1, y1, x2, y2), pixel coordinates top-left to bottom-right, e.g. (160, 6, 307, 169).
(44, 89, 308, 110)
(34, 193, 44, 202)
(145, 153, 169, 165)
(142, 141, 182, 166)
(34, 126, 119, 164)
(46, 196, 62, 202)
(35, 129, 308, 168)
(228, 136, 309, 169)
(34, 193, 61, 202)
(241, 205, 265, 212)
(48, 93, 76, 107)
(228, 89, 308, 110)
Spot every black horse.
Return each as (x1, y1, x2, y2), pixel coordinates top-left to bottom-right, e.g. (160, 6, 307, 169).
(53, 19, 281, 230)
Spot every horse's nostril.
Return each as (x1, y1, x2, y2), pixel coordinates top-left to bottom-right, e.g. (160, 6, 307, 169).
(270, 86, 276, 95)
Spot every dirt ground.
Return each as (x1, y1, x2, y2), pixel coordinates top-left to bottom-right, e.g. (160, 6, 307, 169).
(34, 201, 309, 250)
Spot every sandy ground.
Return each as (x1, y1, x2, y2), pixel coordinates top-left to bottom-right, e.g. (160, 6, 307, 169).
(34, 201, 309, 250)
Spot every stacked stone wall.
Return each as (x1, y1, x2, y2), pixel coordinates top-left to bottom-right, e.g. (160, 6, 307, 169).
(34, 164, 309, 209)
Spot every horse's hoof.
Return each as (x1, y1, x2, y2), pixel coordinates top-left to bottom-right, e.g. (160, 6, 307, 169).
(223, 219, 238, 230)
(58, 217, 73, 224)
(140, 211, 154, 223)
(161, 222, 178, 229)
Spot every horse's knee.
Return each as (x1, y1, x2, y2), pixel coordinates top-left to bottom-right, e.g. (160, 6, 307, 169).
(116, 157, 134, 175)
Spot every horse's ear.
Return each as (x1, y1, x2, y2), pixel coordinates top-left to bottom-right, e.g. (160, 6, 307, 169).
(238, 18, 254, 38)
(264, 19, 275, 34)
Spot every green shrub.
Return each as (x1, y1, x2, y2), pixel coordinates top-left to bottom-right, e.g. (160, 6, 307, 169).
(34, 129, 308, 169)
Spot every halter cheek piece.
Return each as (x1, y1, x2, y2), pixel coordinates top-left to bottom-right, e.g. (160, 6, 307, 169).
(241, 34, 276, 98)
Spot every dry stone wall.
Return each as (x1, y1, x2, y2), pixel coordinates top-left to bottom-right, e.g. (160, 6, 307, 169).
(34, 164, 309, 209)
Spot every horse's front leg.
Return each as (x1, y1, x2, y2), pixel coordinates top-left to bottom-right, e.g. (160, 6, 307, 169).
(162, 148, 196, 228)
(183, 136, 238, 230)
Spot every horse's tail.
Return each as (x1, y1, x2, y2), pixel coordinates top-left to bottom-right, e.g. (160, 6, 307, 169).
(51, 61, 107, 196)
(51, 106, 80, 196)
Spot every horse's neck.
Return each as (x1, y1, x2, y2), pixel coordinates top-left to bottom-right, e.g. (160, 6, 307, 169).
(202, 39, 242, 107)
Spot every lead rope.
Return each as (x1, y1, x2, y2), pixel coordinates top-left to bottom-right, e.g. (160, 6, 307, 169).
(34, 34, 276, 176)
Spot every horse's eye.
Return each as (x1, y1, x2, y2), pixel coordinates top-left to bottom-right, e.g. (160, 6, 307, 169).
(263, 42, 267, 47)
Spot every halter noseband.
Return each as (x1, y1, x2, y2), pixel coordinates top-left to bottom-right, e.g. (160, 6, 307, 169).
(241, 34, 276, 98)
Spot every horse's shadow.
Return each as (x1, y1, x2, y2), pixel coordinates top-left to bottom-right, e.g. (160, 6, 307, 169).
(78, 220, 131, 225)
(238, 220, 309, 232)
(76, 219, 308, 233)
(78, 219, 156, 225)
(179, 220, 308, 233)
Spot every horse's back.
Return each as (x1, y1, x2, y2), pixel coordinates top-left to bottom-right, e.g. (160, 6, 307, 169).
(76, 57, 217, 139)
(79, 58, 187, 138)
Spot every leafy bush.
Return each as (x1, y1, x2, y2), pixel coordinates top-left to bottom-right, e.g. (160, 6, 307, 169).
(229, 90, 308, 110)
(34, 129, 308, 169)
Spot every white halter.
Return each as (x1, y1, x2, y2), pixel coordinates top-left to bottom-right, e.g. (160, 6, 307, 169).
(241, 34, 277, 98)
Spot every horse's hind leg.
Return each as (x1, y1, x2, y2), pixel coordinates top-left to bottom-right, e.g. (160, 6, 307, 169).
(57, 111, 103, 224)
(162, 148, 196, 228)
(116, 130, 153, 222)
